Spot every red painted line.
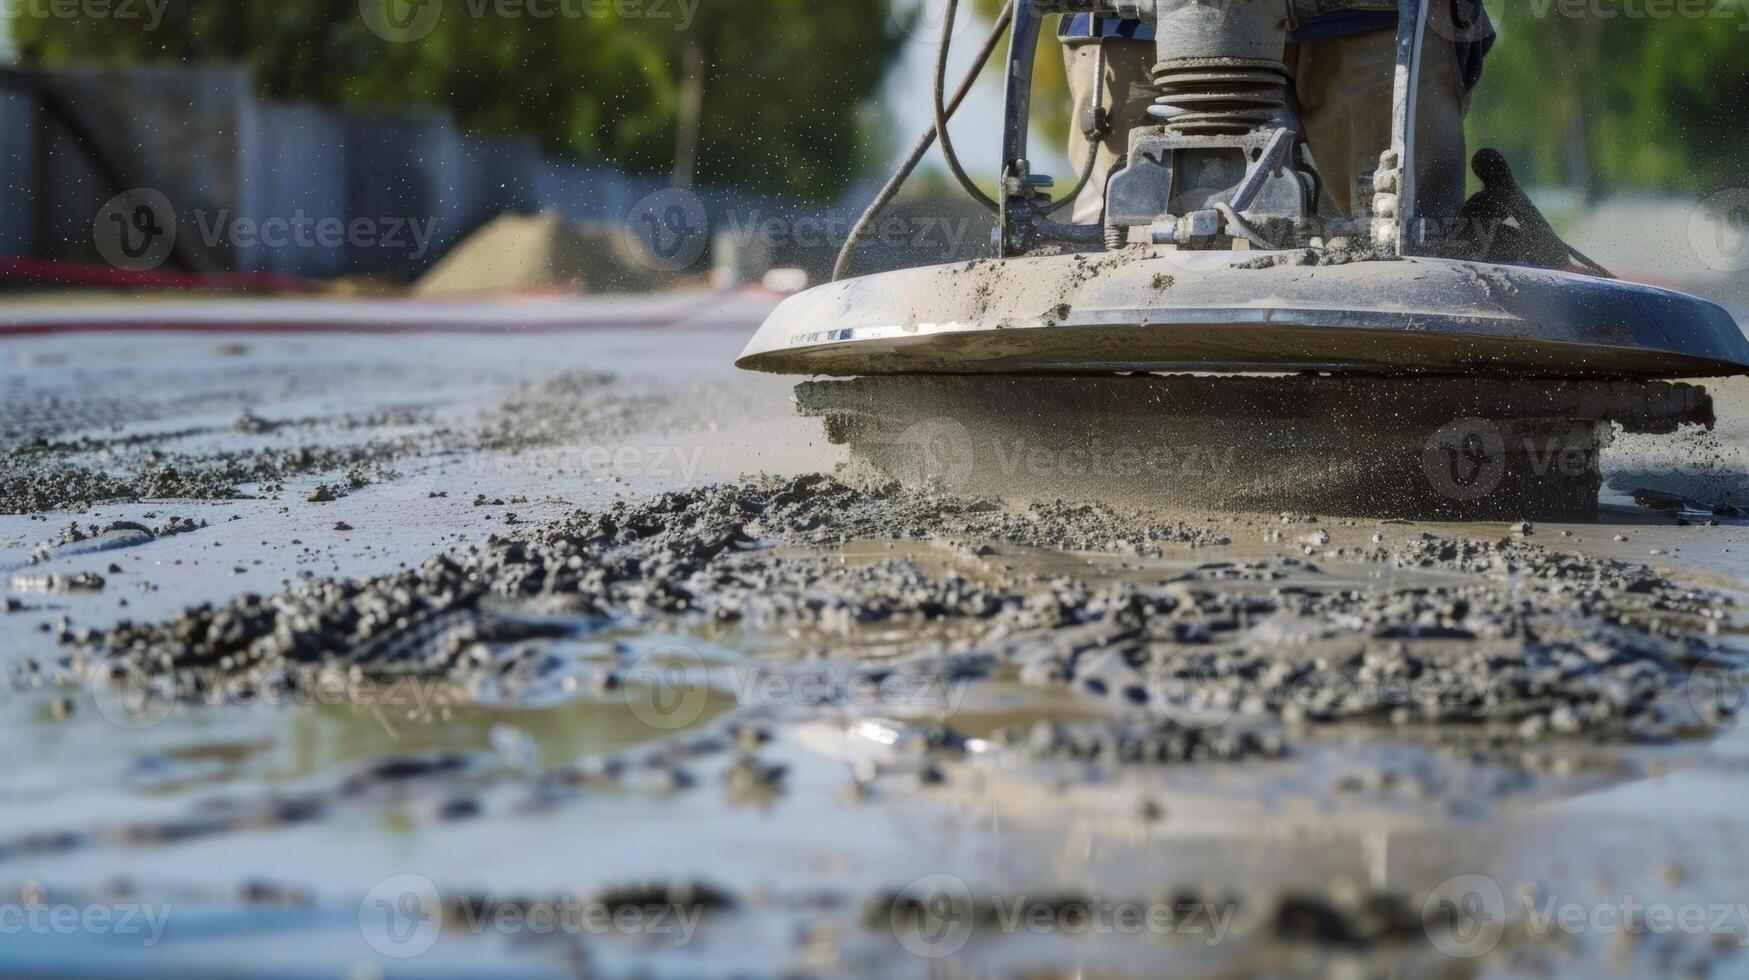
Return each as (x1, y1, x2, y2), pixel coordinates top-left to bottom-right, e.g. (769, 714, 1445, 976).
(0, 293, 761, 337)
(0, 317, 665, 337)
(0, 256, 317, 293)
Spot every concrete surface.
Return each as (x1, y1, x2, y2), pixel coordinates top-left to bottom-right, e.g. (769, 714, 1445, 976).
(1, 293, 1747, 978)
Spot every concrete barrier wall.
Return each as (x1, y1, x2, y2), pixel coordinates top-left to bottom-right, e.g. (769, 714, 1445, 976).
(339, 111, 466, 276)
(538, 160, 654, 224)
(38, 101, 112, 267)
(460, 135, 542, 232)
(241, 103, 349, 278)
(0, 65, 835, 282)
(0, 89, 36, 257)
(13, 66, 250, 270)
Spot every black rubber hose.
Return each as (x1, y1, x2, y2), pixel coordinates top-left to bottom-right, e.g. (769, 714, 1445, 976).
(833, 1, 1014, 282)
(1046, 37, 1105, 218)
(934, 0, 1001, 214)
(1047, 141, 1099, 216)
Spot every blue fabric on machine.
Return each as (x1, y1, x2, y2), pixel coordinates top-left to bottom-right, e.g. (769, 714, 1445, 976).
(1058, 10, 1395, 43)
(1058, 8, 1495, 91)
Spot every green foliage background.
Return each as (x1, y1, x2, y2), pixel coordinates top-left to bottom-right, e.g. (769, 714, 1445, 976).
(1459, 0, 1749, 197)
(13, 0, 1749, 199)
(969, 0, 1749, 199)
(11, 0, 904, 200)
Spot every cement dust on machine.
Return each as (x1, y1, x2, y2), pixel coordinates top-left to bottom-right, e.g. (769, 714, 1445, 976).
(737, 0, 1749, 521)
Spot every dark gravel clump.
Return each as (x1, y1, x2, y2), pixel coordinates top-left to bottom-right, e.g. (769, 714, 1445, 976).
(21, 474, 1733, 756)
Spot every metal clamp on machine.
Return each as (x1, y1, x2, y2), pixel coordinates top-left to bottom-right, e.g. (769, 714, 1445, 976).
(1006, 0, 1405, 255)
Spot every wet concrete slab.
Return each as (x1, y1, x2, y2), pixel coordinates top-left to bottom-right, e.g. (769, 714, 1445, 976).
(2, 308, 1748, 977)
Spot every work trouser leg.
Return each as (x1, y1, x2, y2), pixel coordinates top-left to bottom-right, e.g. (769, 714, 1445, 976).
(1062, 37, 1158, 226)
(1287, 5, 1473, 223)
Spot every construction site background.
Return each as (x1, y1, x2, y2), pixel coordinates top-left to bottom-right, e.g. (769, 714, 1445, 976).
(0, 3, 1745, 307)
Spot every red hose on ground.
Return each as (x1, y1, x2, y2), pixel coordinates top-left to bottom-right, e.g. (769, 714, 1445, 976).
(0, 256, 318, 293)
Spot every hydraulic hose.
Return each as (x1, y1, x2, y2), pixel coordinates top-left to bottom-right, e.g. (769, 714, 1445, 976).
(934, 0, 1001, 213)
(833, 1, 1014, 282)
(1047, 142, 1098, 217)
(1047, 35, 1106, 217)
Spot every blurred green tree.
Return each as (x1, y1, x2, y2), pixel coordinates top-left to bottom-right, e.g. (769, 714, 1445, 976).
(639, 0, 904, 194)
(968, 0, 1071, 156)
(1466, 1, 1749, 198)
(12, 0, 904, 199)
(974, 0, 1749, 200)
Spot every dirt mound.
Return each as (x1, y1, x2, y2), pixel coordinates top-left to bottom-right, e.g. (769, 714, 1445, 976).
(412, 211, 665, 297)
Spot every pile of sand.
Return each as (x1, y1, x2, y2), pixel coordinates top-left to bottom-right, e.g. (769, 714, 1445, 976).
(413, 211, 665, 297)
